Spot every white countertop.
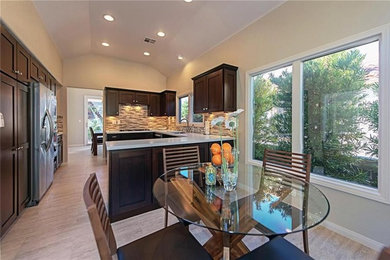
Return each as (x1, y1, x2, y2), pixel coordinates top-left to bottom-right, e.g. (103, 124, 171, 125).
(106, 131, 233, 151)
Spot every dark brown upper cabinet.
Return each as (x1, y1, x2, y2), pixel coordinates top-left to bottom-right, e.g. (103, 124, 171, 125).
(119, 90, 149, 105)
(149, 93, 160, 116)
(135, 92, 150, 105)
(192, 64, 238, 114)
(1, 26, 31, 85)
(119, 90, 136, 104)
(30, 59, 39, 82)
(15, 44, 31, 84)
(1, 25, 17, 79)
(38, 65, 48, 86)
(160, 90, 176, 116)
(106, 89, 119, 116)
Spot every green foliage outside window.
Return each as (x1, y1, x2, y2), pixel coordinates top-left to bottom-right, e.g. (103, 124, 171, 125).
(253, 42, 379, 188)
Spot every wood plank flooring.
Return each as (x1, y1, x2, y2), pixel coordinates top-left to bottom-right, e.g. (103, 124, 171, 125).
(0, 146, 379, 260)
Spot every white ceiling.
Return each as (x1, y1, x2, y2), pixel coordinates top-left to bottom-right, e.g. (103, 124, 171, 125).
(33, 1, 285, 76)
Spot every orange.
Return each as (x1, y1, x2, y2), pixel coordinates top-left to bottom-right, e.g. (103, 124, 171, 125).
(227, 153, 235, 164)
(222, 143, 232, 153)
(212, 154, 222, 166)
(222, 151, 234, 164)
(210, 143, 221, 155)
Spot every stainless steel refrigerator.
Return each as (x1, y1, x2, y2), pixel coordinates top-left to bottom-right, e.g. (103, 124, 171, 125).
(30, 82, 57, 203)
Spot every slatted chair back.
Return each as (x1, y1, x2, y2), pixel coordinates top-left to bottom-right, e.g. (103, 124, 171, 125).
(83, 173, 117, 260)
(262, 149, 312, 182)
(163, 146, 200, 173)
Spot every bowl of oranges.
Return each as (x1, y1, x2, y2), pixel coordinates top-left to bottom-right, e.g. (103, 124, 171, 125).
(210, 142, 234, 167)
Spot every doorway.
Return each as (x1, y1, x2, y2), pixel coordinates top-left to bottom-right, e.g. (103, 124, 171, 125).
(84, 96, 103, 145)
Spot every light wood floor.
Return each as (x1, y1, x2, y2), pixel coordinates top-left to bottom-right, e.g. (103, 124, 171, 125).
(0, 146, 379, 260)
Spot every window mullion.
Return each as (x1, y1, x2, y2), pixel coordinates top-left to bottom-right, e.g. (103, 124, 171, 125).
(291, 61, 303, 154)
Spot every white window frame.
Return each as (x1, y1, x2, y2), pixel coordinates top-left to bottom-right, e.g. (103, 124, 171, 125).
(245, 24, 390, 204)
(176, 92, 205, 127)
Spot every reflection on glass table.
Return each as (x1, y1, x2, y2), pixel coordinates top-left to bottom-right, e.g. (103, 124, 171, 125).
(153, 163, 329, 260)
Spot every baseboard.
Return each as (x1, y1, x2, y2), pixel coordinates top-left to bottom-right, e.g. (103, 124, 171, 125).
(321, 220, 385, 252)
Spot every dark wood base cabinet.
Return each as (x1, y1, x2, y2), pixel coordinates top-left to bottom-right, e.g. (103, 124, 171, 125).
(0, 73, 30, 236)
(108, 142, 214, 222)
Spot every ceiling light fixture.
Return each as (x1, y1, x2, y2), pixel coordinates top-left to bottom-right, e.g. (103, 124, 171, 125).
(103, 14, 114, 22)
(144, 52, 151, 56)
(102, 42, 110, 47)
(157, 31, 165, 37)
(178, 55, 184, 60)
(184, 0, 193, 2)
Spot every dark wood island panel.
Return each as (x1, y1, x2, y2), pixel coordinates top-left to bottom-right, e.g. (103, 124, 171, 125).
(108, 141, 228, 222)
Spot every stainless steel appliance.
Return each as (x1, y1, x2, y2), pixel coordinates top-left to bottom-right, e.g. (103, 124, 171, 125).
(31, 82, 57, 203)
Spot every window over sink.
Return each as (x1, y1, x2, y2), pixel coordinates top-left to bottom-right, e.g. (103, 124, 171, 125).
(177, 93, 204, 126)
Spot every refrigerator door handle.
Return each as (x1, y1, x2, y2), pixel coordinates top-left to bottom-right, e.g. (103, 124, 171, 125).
(41, 109, 54, 151)
(46, 110, 55, 149)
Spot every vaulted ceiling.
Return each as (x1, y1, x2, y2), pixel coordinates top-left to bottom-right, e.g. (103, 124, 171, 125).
(33, 1, 285, 76)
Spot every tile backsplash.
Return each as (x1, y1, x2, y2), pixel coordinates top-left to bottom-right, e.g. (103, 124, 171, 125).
(105, 105, 171, 131)
(105, 104, 232, 136)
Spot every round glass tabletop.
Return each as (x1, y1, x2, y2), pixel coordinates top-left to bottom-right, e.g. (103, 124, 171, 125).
(153, 163, 330, 237)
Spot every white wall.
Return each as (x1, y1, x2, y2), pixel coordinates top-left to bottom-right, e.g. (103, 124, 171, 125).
(63, 54, 166, 91)
(67, 87, 103, 146)
(167, 1, 390, 247)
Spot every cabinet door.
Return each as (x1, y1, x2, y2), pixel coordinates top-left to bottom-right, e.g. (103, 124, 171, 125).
(206, 69, 223, 112)
(166, 92, 176, 116)
(119, 91, 136, 104)
(0, 74, 18, 236)
(193, 77, 208, 113)
(17, 83, 30, 211)
(223, 69, 237, 112)
(16, 44, 30, 84)
(38, 66, 48, 86)
(109, 149, 152, 220)
(135, 92, 150, 105)
(106, 90, 119, 116)
(1, 27, 17, 78)
(149, 93, 160, 116)
(30, 59, 39, 81)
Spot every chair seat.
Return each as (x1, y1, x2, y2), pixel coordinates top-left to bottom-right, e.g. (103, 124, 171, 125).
(237, 236, 313, 260)
(117, 223, 212, 260)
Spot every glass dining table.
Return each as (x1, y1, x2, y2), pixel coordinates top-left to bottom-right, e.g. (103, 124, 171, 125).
(153, 163, 330, 260)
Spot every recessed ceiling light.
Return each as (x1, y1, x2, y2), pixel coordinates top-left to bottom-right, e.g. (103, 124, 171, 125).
(178, 55, 184, 60)
(144, 52, 150, 56)
(103, 14, 114, 22)
(157, 31, 165, 37)
(184, 0, 192, 2)
(102, 42, 110, 47)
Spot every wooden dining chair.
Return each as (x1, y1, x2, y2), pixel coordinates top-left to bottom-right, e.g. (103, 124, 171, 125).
(262, 148, 312, 254)
(162, 146, 200, 227)
(83, 173, 212, 260)
(90, 127, 103, 155)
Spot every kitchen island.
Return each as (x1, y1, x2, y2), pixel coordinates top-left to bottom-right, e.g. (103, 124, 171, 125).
(106, 131, 233, 221)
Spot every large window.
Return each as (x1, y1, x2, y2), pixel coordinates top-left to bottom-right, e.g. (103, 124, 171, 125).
(252, 66, 292, 161)
(303, 41, 379, 187)
(248, 29, 390, 202)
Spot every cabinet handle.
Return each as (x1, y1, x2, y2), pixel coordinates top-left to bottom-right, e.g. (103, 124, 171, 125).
(13, 70, 19, 74)
(19, 72, 23, 76)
